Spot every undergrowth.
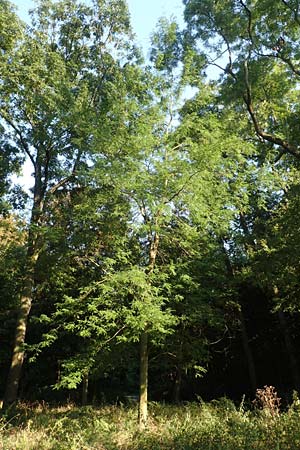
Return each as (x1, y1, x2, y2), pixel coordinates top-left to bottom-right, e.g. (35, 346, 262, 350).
(1, 393, 300, 449)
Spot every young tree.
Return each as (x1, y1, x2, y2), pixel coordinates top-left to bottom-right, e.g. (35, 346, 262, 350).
(28, 55, 232, 425)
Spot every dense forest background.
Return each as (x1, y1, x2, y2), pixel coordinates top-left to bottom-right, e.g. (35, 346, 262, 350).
(1, 0, 300, 421)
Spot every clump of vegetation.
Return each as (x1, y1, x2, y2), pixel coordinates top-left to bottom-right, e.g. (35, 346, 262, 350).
(1, 395, 300, 450)
(253, 385, 281, 417)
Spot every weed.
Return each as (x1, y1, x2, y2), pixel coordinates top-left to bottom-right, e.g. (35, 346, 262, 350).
(253, 385, 281, 417)
(0, 398, 300, 449)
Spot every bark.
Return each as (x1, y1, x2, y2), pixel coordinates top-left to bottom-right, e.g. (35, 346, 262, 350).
(2, 277, 33, 409)
(138, 230, 159, 429)
(174, 366, 182, 404)
(2, 176, 43, 410)
(272, 285, 300, 389)
(149, 232, 159, 274)
(139, 330, 148, 430)
(81, 371, 89, 406)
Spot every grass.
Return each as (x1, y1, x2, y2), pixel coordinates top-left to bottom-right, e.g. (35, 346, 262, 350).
(1, 397, 300, 449)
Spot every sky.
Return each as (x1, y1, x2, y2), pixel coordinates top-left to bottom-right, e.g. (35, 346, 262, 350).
(12, 0, 185, 55)
(127, 0, 184, 52)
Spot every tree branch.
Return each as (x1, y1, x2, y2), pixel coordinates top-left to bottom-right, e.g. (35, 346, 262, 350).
(239, 0, 254, 44)
(276, 53, 300, 76)
(0, 111, 36, 169)
(47, 149, 82, 195)
(218, 29, 233, 72)
(242, 59, 300, 158)
(281, 0, 300, 26)
(100, 325, 126, 347)
(166, 170, 201, 204)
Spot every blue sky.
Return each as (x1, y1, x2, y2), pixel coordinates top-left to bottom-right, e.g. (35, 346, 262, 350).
(12, 0, 184, 55)
(127, 0, 184, 51)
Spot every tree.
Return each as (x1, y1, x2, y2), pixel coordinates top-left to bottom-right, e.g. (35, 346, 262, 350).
(27, 43, 248, 424)
(182, 0, 300, 393)
(183, 0, 300, 162)
(1, 0, 139, 409)
(31, 66, 184, 428)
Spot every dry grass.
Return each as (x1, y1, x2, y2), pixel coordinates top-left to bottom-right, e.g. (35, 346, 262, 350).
(1, 397, 300, 449)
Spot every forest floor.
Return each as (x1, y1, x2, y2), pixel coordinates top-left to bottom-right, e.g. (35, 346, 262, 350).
(1, 399, 300, 449)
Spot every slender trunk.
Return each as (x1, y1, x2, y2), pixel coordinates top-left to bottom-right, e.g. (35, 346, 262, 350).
(174, 366, 182, 404)
(174, 340, 183, 403)
(220, 238, 257, 394)
(278, 310, 300, 389)
(239, 309, 257, 394)
(81, 371, 89, 406)
(235, 216, 258, 393)
(139, 330, 148, 430)
(2, 176, 43, 410)
(138, 230, 159, 429)
(273, 285, 300, 389)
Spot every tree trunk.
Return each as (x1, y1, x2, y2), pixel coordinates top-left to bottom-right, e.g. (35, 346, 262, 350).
(2, 277, 33, 409)
(278, 310, 300, 390)
(220, 238, 257, 394)
(273, 285, 300, 390)
(139, 330, 148, 430)
(2, 178, 43, 410)
(174, 366, 182, 404)
(174, 340, 183, 403)
(138, 230, 159, 429)
(81, 371, 89, 406)
(239, 309, 257, 394)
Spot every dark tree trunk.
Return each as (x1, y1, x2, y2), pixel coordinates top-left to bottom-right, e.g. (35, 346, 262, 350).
(174, 366, 182, 404)
(220, 237, 257, 394)
(278, 310, 300, 390)
(239, 309, 257, 394)
(139, 330, 148, 430)
(2, 279, 33, 409)
(273, 285, 300, 390)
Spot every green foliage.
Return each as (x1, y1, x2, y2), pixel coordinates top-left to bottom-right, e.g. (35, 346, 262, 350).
(182, 0, 300, 333)
(150, 18, 182, 73)
(184, 0, 300, 160)
(0, 0, 23, 52)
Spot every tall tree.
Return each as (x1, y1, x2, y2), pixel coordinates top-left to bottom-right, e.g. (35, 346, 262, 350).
(182, 0, 300, 392)
(30, 49, 247, 425)
(183, 0, 300, 162)
(1, 0, 139, 408)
